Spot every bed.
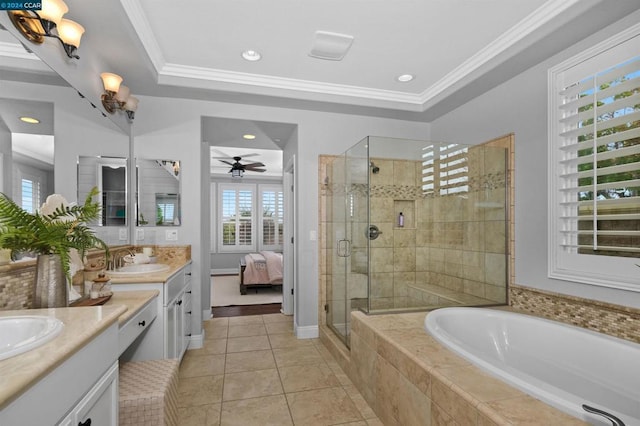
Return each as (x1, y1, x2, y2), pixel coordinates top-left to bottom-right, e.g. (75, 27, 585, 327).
(239, 251, 283, 295)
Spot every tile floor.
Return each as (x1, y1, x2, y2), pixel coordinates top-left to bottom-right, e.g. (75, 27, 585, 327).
(177, 313, 383, 426)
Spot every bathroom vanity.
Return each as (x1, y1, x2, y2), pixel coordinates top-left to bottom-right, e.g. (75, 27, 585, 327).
(0, 291, 162, 424)
(0, 306, 124, 425)
(111, 261, 193, 361)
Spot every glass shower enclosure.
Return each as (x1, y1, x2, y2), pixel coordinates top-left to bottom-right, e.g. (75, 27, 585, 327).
(324, 136, 509, 347)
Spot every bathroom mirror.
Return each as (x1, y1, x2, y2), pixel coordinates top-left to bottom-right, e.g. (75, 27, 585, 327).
(136, 159, 181, 226)
(77, 156, 128, 226)
(0, 99, 55, 211)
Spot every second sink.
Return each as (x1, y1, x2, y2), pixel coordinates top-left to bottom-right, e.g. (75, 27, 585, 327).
(108, 263, 171, 276)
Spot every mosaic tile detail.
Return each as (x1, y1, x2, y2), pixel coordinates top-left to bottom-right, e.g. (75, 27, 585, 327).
(0, 265, 35, 310)
(510, 284, 640, 344)
(324, 176, 507, 200)
(0, 245, 191, 311)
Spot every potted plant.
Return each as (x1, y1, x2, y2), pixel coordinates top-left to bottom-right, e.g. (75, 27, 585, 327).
(0, 187, 108, 308)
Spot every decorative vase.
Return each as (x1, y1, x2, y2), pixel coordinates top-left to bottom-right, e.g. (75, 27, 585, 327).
(33, 254, 68, 308)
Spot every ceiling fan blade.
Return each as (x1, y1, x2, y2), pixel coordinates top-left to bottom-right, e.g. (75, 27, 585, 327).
(241, 162, 265, 168)
(245, 167, 266, 172)
(239, 153, 260, 158)
(212, 148, 232, 158)
(218, 160, 234, 166)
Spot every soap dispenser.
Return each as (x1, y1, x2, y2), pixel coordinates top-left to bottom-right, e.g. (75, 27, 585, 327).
(398, 212, 404, 227)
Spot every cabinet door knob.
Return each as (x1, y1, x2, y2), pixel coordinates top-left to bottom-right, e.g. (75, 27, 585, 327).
(185, 272, 192, 276)
(187, 291, 192, 294)
(78, 419, 92, 426)
(177, 300, 183, 306)
(138, 320, 146, 327)
(187, 311, 192, 315)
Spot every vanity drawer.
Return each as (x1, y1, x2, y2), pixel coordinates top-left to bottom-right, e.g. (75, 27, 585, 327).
(118, 299, 158, 356)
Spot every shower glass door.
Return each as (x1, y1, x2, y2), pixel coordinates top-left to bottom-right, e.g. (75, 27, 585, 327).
(327, 138, 369, 348)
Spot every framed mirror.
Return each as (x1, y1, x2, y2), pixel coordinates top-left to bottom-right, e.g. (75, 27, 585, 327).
(136, 159, 181, 226)
(77, 156, 127, 226)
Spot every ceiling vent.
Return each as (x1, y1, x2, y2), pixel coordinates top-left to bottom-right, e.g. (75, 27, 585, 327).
(309, 31, 354, 61)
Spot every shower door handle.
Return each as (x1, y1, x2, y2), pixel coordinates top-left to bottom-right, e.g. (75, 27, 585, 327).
(337, 239, 352, 257)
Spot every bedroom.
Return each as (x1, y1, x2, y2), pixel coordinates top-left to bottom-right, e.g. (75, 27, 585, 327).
(207, 121, 291, 314)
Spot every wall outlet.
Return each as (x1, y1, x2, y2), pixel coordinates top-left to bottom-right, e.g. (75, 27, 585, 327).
(136, 228, 144, 241)
(166, 229, 178, 241)
(118, 228, 128, 240)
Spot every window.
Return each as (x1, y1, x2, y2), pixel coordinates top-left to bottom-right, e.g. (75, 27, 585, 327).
(214, 183, 284, 252)
(218, 184, 256, 252)
(260, 185, 284, 250)
(549, 25, 640, 290)
(422, 143, 469, 195)
(21, 178, 39, 213)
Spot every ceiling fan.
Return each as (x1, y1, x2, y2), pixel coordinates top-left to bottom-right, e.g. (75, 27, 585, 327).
(213, 155, 266, 177)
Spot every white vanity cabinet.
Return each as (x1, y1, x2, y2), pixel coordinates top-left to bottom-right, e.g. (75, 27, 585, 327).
(58, 362, 118, 426)
(165, 265, 191, 359)
(0, 321, 119, 426)
(116, 262, 192, 361)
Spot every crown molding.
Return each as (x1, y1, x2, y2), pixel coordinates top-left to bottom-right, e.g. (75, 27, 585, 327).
(119, 0, 166, 71)
(159, 62, 426, 108)
(418, 0, 583, 104)
(122, 0, 583, 110)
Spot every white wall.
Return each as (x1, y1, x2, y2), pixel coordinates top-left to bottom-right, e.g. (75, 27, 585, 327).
(132, 96, 430, 332)
(0, 120, 11, 194)
(430, 11, 640, 309)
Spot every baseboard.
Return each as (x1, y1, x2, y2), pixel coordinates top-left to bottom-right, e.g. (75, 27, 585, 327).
(211, 268, 237, 276)
(295, 324, 319, 339)
(188, 333, 204, 350)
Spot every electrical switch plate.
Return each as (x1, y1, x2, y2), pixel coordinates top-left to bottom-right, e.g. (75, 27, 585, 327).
(118, 228, 128, 240)
(166, 229, 178, 241)
(136, 229, 144, 241)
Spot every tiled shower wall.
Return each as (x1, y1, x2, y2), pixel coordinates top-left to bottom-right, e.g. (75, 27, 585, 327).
(319, 135, 515, 329)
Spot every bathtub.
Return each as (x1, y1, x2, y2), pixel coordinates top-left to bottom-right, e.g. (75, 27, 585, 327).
(425, 307, 640, 426)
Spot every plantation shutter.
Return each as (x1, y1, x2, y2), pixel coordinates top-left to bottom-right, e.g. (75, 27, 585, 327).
(260, 187, 284, 249)
(556, 54, 640, 257)
(421, 144, 469, 195)
(219, 185, 255, 251)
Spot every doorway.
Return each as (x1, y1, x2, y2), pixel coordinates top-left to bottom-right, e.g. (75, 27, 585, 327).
(202, 117, 297, 317)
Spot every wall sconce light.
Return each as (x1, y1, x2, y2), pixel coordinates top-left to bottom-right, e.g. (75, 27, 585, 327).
(172, 161, 180, 176)
(7, 0, 85, 59)
(100, 72, 139, 121)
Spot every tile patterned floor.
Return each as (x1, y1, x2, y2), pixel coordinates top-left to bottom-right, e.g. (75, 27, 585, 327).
(177, 313, 383, 426)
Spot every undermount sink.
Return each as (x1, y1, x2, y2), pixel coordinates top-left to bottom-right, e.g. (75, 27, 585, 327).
(0, 316, 64, 361)
(108, 263, 171, 276)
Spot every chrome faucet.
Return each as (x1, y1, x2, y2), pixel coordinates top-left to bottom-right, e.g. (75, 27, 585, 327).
(108, 248, 136, 270)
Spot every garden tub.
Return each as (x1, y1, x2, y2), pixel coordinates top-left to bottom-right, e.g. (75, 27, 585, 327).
(425, 307, 640, 426)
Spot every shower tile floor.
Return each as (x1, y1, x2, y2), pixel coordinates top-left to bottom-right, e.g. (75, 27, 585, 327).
(177, 313, 382, 425)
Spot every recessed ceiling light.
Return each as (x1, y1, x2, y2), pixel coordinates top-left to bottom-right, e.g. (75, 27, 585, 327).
(241, 50, 261, 61)
(20, 116, 40, 124)
(396, 74, 414, 83)
(243, 134, 256, 140)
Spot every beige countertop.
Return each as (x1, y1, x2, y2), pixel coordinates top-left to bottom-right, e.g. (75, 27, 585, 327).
(106, 290, 159, 325)
(0, 305, 126, 410)
(0, 289, 161, 410)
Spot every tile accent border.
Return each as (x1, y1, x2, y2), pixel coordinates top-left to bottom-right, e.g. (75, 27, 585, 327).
(0, 245, 191, 311)
(510, 284, 640, 344)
